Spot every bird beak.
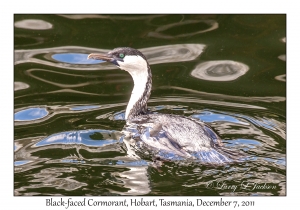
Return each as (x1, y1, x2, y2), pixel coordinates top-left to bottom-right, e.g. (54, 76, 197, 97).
(87, 53, 114, 62)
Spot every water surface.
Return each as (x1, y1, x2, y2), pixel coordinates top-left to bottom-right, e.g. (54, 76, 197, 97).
(14, 14, 286, 196)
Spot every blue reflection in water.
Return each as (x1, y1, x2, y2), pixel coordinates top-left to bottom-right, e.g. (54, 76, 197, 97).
(172, 108, 187, 111)
(52, 53, 104, 64)
(15, 160, 31, 166)
(226, 139, 262, 149)
(192, 111, 247, 124)
(15, 108, 49, 121)
(70, 105, 100, 111)
(112, 111, 125, 120)
(154, 105, 165, 111)
(264, 157, 286, 165)
(116, 160, 148, 166)
(35, 130, 119, 147)
(61, 159, 86, 164)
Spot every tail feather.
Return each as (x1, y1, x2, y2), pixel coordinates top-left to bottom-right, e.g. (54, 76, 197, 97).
(192, 146, 244, 164)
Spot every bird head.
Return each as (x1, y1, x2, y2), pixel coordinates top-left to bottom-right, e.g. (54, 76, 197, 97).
(88, 47, 149, 75)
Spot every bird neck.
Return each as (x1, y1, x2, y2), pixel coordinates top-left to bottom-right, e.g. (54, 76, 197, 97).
(125, 65, 152, 121)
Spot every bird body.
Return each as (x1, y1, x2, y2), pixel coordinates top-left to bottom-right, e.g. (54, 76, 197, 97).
(88, 47, 238, 164)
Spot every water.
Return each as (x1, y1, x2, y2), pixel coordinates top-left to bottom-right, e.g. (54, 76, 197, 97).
(14, 14, 286, 196)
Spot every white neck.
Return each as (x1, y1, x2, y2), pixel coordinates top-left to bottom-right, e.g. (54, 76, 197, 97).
(117, 55, 150, 120)
(125, 70, 148, 120)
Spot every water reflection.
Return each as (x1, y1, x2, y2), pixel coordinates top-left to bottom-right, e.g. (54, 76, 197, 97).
(192, 111, 248, 125)
(14, 19, 53, 30)
(232, 114, 286, 140)
(191, 60, 249, 81)
(14, 104, 105, 126)
(109, 165, 150, 195)
(226, 139, 262, 148)
(278, 54, 286, 61)
(148, 20, 218, 39)
(59, 14, 165, 20)
(16, 90, 282, 126)
(14, 128, 151, 195)
(70, 105, 101, 111)
(14, 81, 29, 91)
(203, 110, 286, 141)
(15, 107, 49, 121)
(14, 46, 107, 70)
(14, 14, 286, 196)
(14, 160, 32, 166)
(15, 44, 205, 70)
(52, 53, 103, 64)
(275, 74, 286, 82)
(14, 129, 123, 172)
(14, 34, 45, 48)
(35, 130, 119, 147)
(191, 109, 286, 151)
(158, 87, 285, 103)
(25, 68, 97, 88)
(15, 167, 87, 195)
(14, 96, 272, 126)
(14, 105, 285, 195)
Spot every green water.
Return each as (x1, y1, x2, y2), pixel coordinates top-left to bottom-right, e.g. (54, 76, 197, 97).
(14, 14, 286, 196)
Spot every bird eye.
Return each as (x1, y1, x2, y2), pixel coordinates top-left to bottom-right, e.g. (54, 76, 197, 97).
(119, 53, 125, 58)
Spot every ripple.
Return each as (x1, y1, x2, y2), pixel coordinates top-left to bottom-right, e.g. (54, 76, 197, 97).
(108, 166, 151, 195)
(14, 160, 32, 166)
(148, 19, 218, 39)
(52, 53, 103, 64)
(149, 96, 266, 110)
(14, 34, 45, 47)
(70, 105, 101, 111)
(191, 60, 249, 81)
(227, 112, 286, 140)
(61, 159, 86, 164)
(14, 142, 21, 152)
(14, 108, 49, 121)
(14, 104, 105, 126)
(59, 14, 164, 20)
(278, 54, 286, 61)
(192, 111, 248, 125)
(14, 19, 53, 30)
(275, 74, 286, 82)
(226, 139, 262, 148)
(14, 81, 29, 91)
(116, 160, 148, 167)
(264, 157, 286, 165)
(159, 86, 285, 103)
(14, 44, 205, 70)
(93, 110, 126, 120)
(35, 130, 119, 147)
(110, 111, 126, 120)
(144, 44, 205, 65)
(190, 109, 285, 145)
(23, 68, 102, 89)
(16, 167, 87, 193)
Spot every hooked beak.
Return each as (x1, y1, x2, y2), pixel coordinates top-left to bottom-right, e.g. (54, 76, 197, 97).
(87, 53, 114, 62)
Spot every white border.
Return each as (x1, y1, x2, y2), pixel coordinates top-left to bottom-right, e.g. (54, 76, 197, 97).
(6, 0, 296, 209)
